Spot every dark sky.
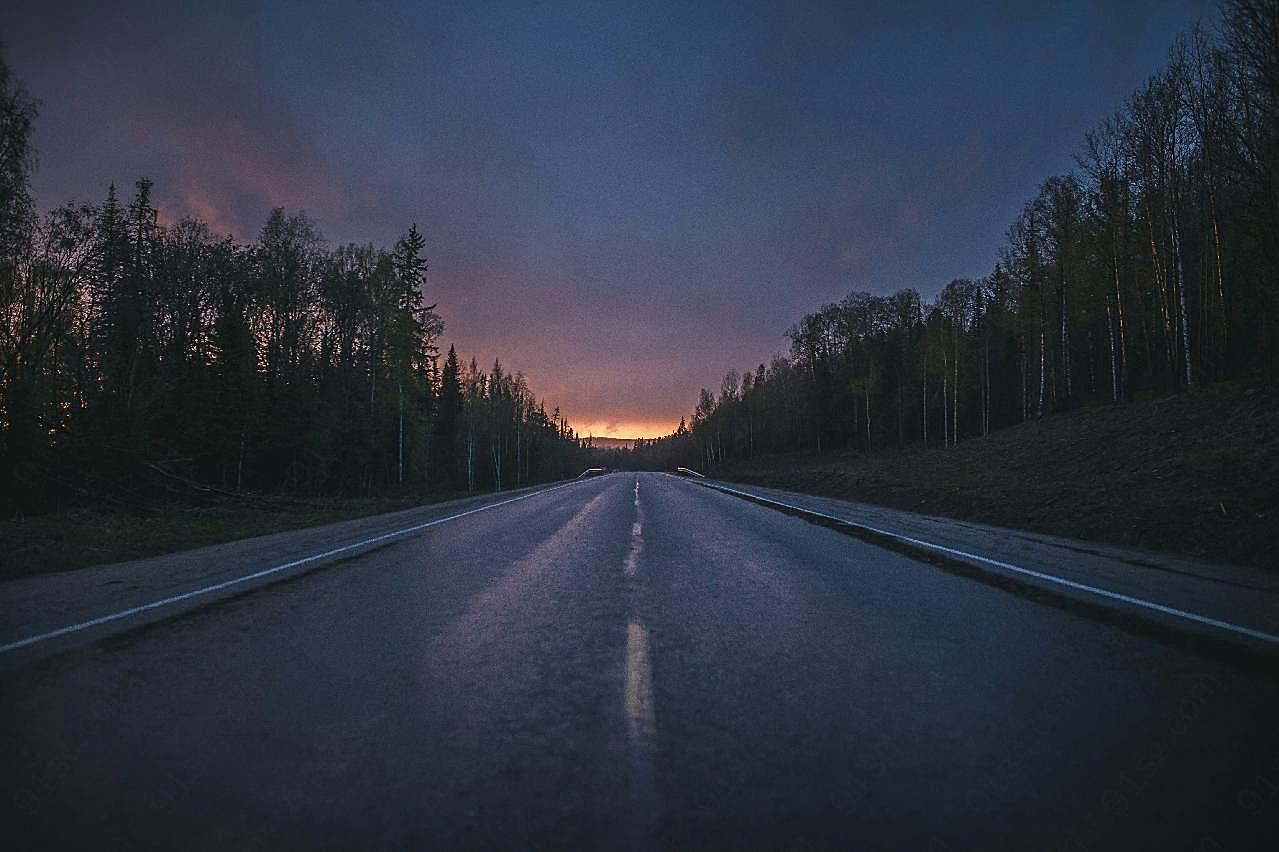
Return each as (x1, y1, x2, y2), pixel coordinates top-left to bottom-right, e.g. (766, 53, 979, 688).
(8, 0, 1218, 436)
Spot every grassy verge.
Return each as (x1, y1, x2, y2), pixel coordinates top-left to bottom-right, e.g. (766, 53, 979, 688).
(712, 382, 1279, 569)
(0, 490, 488, 582)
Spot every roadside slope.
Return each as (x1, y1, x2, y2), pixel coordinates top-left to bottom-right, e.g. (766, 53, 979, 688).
(714, 383, 1278, 569)
(0, 483, 573, 582)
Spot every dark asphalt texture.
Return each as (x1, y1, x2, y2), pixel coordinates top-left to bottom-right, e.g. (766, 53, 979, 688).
(3, 472, 1278, 850)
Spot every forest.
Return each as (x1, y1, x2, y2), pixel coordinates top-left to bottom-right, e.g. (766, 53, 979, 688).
(0, 56, 593, 516)
(682, 2, 1279, 472)
(4, 2, 1278, 519)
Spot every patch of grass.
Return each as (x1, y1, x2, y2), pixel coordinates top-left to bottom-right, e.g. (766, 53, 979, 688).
(0, 492, 471, 582)
(714, 382, 1279, 569)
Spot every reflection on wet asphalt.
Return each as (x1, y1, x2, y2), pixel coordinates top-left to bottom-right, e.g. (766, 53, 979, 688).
(3, 473, 1279, 850)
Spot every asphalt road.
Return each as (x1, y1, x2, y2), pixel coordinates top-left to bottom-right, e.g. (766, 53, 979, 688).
(3, 472, 1279, 850)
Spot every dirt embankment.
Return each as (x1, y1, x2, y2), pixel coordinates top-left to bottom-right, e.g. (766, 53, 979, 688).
(714, 383, 1279, 569)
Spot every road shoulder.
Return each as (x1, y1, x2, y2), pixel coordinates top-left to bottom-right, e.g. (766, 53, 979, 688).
(690, 477, 1279, 655)
(0, 482, 574, 667)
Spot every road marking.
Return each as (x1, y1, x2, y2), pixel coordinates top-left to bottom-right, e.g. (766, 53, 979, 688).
(621, 613, 657, 845)
(691, 479, 1279, 648)
(624, 521, 644, 577)
(624, 618, 655, 737)
(0, 480, 583, 656)
(621, 477, 656, 844)
(625, 478, 644, 576)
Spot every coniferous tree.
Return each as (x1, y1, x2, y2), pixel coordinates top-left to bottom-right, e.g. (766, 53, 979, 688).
(435, 345, 462, 488)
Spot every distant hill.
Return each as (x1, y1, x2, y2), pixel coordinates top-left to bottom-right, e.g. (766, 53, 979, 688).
(585, 437, 638, 451)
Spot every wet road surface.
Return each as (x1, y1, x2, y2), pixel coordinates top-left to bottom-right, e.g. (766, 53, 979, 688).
(3, 472, 1279, 850)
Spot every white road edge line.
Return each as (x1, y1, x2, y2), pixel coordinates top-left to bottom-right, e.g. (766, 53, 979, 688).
(688, 477, 1279, 648)
(0, 480, 582, 656)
